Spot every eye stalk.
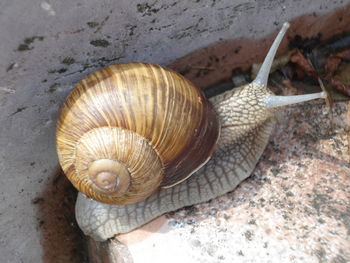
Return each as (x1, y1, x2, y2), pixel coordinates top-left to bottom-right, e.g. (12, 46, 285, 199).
(253, 22, 290, 87)
(253, 22, 326, 108)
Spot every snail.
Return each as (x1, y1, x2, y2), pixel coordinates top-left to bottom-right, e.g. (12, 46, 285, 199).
(56, 22, 326, 241)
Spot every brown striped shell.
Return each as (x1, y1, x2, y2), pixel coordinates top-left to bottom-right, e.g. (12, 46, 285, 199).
(56, 63, 220, 205)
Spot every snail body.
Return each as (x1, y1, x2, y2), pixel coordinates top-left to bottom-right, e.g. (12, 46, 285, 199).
(75, 85, 277, 240)
(56, 23, 326, 241)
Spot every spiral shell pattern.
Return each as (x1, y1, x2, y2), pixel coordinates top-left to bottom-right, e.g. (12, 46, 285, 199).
(56, 63, 220, 205)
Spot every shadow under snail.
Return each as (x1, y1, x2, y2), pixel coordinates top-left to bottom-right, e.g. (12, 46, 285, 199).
(56, 22, 326, 241)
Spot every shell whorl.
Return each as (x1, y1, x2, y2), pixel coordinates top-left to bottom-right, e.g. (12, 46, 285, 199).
(56, 63, 220, 205)
(73, 127, 163, 204)
(87, 159, 131, 195)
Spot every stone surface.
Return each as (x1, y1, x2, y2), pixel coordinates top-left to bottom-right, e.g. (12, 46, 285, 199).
(110, 99, 350, 263)
(0, 0, 349, 262)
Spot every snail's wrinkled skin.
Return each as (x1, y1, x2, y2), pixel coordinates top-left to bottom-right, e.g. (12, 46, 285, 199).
(76, 84, 276, 241)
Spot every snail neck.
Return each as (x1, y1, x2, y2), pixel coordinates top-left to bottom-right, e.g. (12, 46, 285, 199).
(210, 80, 326, 143)
(210, 83, 275, 141)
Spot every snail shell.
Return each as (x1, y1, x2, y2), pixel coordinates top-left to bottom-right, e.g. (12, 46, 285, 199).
(56, 63, 220, 205)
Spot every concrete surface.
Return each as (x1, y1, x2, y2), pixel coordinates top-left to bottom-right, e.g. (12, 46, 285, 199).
(0, 0, 348, 262)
